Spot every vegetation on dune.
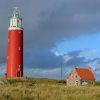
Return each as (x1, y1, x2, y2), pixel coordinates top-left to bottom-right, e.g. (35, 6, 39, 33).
(93, 81, 100, 86)
(0, 78, 100, 100)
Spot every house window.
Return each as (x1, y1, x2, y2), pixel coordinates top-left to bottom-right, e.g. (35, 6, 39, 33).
(76, 81, 78, 86)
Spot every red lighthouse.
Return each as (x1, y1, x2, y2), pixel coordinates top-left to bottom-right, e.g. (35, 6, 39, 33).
(6, 7, 23, 78)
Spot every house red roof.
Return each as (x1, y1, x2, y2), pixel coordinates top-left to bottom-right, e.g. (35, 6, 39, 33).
(75, 67, 95, 79)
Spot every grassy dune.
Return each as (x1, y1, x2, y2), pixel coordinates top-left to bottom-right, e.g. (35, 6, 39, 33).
(0, 78, 100, 100)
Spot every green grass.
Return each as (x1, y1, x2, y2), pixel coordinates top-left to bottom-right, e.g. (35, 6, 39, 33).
(0, 78, 100, 100)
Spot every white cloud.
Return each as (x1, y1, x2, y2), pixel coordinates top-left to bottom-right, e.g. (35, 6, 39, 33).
(52, 50, 72, 62)
(87, 60, 100, 80)
(79, 49, 98, 60)
(0, 63, 6, 76)
(24, 68, 61, 79)
(52, 51, 63, 56)
(63, 54, 72, 62)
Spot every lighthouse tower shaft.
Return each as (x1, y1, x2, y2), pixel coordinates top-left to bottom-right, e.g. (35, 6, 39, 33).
(6, 8, 23, 78)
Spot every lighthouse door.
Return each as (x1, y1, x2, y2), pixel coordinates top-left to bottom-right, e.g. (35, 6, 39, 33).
(17, 66, 21, 77)
(17, 71, 20, 77)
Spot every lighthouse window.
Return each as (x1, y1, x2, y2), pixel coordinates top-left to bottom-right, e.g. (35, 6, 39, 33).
(19, 31, 21, 34)
(18, 47, 21, 51)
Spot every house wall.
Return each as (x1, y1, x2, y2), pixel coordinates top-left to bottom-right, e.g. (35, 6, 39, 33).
(80, 78, 95, 86)
(67, 68, 81, 86)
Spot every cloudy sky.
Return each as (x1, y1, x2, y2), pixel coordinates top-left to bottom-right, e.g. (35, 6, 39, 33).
(0, 0, 100, 80)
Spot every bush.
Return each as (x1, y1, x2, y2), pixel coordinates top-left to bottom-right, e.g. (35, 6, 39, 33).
(94, 81, 100, 86)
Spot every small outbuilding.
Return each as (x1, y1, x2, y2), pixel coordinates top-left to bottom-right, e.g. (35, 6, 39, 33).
(67, 67, 95, 86)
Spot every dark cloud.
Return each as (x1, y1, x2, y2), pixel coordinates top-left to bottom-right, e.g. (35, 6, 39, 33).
(24, 49, 99, 70)
(65, 51, 99, 67)
(0, 0, 100, 79)
(24, 49, 63, 69)
(0, 0, 100, 51)
(19, 0, 100, 58)
(68, 50, 82, 57)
